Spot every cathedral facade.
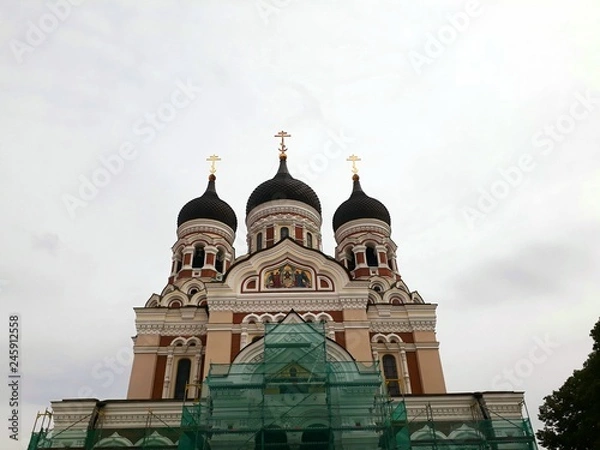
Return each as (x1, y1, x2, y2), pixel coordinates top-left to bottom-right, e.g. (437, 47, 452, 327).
(29, 135, 538, 449)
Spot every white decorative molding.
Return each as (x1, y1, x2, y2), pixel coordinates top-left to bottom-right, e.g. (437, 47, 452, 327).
(339, 297, 369, 309)
(410, 319, 437, 331)
(177, 219, 235, 243)
(246, 201, 322, 228)
(335, 220, 392, 243)
(137, 323, 207, 335)
(208, 298, 346, 312)
(370, 320, 436, 333)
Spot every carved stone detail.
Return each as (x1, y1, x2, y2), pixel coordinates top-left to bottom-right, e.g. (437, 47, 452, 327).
(137, 323, 207, 335)
(370, 320, 436, 333)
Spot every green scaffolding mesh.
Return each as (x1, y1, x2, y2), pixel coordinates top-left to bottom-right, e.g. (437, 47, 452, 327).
(179, 321, 392, 450)
(27, 321, 539, 449)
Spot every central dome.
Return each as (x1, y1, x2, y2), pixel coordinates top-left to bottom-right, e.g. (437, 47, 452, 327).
(246, 157, 321, 216)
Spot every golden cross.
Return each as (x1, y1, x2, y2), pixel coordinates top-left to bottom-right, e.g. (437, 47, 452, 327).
(347, 154, 361, 174)
(206, 154, 221, 174)
(274, 130, 291, 155)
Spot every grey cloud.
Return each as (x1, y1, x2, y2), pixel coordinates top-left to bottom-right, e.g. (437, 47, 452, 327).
(451, 224, 599, 306)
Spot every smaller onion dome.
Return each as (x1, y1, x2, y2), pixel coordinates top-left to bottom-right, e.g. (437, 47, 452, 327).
(332, 174, 391, 232)
(246, 156, 321, 216)
(178, 174, 238, 231)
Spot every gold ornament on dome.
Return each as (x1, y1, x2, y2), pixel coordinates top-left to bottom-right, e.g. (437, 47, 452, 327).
(347, 154, 361, 174)
(274, 130, 291, 159)
(206, 154, 221, 174)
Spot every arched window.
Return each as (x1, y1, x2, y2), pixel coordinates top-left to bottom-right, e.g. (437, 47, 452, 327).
(366, 245, 378, 267)
(306, 233, 313, 248)
(256, 232, 263, 251)
(382, 355, 400, 397)
(280, 227, 289, 240)
(347, 249, 356, 271)
(192, 247, 205, 269)
(174, 358, 191, 400)
(215, 249, 225, 273)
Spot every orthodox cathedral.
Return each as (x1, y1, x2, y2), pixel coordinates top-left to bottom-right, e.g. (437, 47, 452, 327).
(28, 133, 538, 449)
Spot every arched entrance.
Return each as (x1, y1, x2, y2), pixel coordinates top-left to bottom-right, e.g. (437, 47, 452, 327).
(255, 426, 289, 450)
(300, 424, 331, 450)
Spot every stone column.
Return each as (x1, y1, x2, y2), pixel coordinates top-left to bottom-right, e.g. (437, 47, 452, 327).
(376, 245, 388, 267)
(400, 349, 412, 395)
(162, 352, 174, 399)
(182, 245, 195, 269)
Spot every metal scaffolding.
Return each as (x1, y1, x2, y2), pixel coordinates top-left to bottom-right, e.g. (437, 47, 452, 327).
(27, 322, 539, 449)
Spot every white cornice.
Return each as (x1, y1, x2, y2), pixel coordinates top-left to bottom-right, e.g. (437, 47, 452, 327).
(136, 323, 206, 336)
(370, 320, 436, 332)
(335, 219, 391, 242)
(208, 297, 366, 312)
(176, 219, 235, 243)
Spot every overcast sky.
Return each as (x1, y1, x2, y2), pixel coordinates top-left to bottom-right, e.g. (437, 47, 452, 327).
(1, 1, 599, 449)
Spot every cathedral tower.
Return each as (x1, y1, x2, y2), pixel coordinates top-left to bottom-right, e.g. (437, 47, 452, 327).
(246, 131, 322, 253)
(170, 156, 237, 285)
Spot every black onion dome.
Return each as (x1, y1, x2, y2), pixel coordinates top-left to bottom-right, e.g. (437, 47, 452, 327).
(178, 175, 238, 231)
(332, 175, 391, 231)
(246, 157, 322, 215)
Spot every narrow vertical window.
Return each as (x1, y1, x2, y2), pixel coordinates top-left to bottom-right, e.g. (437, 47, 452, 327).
(366, 245, 378, 267)
(347, 249, 356, 271)
(176, 260, 182, 272)
(307, 233, 313, 248)
(215, 249, 224, 273)
(383, 355, 400, 396)
(174, 358, 191, 400)
(192, 247, 205, 268)
(256, 232, 263, 251)
(280, 227, 289, 240)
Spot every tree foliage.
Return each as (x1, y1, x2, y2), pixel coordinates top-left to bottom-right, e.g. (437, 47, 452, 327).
(536, 318, 600, 449)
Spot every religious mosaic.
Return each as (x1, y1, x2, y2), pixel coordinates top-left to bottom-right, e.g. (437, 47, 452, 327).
(264, 263, 312, 289)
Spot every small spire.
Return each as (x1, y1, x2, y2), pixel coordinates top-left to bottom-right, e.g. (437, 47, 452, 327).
(347, 154, 361, 176)
(274, 130, 291, 160)
(351, 174, 365, 195)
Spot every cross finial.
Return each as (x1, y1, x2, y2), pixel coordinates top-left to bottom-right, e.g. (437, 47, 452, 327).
(274, 130, 291, 158)
(347, 154, 361, 174)
(206, 154, 221, 174)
